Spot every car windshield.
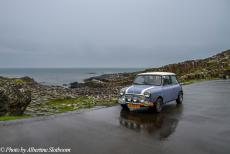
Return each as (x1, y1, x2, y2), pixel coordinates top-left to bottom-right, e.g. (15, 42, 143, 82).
(133, 75, 162, 86)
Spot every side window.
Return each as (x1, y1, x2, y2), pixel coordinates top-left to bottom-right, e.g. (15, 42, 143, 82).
(171, 75, 179, 84)
(163, 75, 172, 85)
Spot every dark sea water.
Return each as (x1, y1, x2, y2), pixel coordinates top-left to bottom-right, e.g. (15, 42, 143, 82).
(0, 68, 144, 86)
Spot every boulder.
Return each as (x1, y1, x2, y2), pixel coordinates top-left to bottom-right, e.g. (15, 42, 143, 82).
(7, 87, 31, 116)
(20, 76, 36, 83)
(0, 78, 31, 116)
(70, 80, 107, 88)
(85, 79, 106, 88)
(69, 82, 86, 89)
(0, 90, 8, 116)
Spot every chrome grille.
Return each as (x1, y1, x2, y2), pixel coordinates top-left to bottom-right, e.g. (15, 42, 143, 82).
(125, 94, 145, 103)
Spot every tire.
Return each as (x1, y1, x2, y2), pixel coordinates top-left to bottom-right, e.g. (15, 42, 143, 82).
(120, 104, 129, 111)
(155, 98, 163, 113)
(176, 92, 183, 104)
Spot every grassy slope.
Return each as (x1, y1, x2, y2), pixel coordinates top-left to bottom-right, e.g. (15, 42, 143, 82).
(0, 115, 31, 121)
(33, 96, 117, 113)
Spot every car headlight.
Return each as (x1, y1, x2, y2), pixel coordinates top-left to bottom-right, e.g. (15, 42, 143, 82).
(144, 91, 151, 98)
(120, 89, 125, 96)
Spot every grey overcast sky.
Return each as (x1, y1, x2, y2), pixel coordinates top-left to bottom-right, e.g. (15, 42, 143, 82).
(0, 0, 229, 68)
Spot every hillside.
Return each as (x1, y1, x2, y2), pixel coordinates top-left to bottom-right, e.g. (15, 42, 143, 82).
(81, 49, 230, 87)
(144, 49, 230, 82)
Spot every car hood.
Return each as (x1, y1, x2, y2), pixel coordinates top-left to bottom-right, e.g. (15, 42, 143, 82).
(125, 85, 161, 94)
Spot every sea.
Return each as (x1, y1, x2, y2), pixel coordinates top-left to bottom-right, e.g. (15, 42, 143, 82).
(0, 68, 144, 86)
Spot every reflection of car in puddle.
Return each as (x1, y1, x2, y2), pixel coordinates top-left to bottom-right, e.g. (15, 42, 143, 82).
(119, 104, 183, 140)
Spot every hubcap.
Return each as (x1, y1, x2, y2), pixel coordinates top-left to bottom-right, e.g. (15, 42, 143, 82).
(156, 100, 162, 110)
(180, 94, 183, 102)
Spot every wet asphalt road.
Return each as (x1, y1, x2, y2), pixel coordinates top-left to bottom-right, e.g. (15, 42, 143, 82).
(0, 80, 230, 154)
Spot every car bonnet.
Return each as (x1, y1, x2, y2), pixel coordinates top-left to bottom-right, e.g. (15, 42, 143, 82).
(125, 85, 158, 95)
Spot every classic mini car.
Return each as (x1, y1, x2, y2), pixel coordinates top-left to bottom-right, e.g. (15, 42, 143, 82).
(118, 72, 183, 112)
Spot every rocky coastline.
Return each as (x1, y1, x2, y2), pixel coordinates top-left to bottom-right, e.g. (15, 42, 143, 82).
(0, 49, 229, 118)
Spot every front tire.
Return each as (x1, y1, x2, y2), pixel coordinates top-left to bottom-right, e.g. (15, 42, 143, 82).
(155, 98, 163, 113)
(120, 104, 129, 111)
(176, 92, 183, 104)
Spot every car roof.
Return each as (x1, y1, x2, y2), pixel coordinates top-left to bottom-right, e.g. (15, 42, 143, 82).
(137, 72, 176, 76)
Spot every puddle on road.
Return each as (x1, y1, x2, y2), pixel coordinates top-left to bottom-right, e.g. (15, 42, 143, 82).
(119, 104, 183, 140)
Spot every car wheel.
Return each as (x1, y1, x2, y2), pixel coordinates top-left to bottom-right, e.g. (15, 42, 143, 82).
(155, 98, 163, 113)
(176, 92, 183, 104)
(121, 104, 129, 111)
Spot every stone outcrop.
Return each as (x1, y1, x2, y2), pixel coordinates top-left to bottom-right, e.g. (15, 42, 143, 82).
(0, 90, 8, 116)
(0, 77, 32, 116)
(70, 79, 107, 88)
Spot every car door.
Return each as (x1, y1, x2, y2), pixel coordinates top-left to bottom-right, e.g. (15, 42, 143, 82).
(170, 75, 181, 100)
(162, 75, 174, 103)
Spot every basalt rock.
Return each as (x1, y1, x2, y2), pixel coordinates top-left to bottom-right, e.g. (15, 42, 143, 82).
(0, 89, 8, 116)
(0, 78, 32, 116)
(70, 82, 87, 89)
(70, 79, 107, 89)
(85, 80, 106, 88)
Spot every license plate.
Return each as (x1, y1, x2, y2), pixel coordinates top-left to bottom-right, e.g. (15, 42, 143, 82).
(128, 104, 140, 109)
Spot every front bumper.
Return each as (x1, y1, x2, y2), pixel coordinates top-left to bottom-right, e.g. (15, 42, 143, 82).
(118, 95, 154, 110)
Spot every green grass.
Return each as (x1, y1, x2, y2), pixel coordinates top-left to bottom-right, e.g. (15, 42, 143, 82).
(14, 79, 25, 85)
(35, 96, 118, 113)
(0, 115, 32, 121)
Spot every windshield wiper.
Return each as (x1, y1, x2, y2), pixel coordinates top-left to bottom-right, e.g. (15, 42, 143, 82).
(133, 83, 144, 85)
